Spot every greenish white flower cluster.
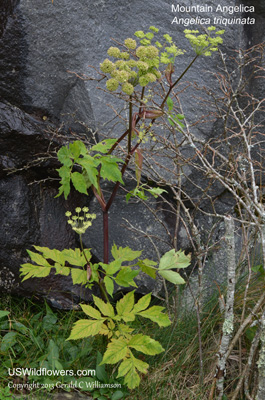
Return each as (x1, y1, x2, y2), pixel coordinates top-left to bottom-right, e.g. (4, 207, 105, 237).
(65, 207, 96, 235)
(100, 26, 184, 95)
(184, 26, 225, 56)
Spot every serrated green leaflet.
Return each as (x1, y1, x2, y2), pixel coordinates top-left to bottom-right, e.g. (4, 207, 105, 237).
(99, 156, 124, 184)
(93, 295, 115, 317)
(78, 156, 99, 190)
(57, 146, 73, 166)
(159, 269, 185, 284)
(124, 368, 140, 389)
(166, 96, 174, 111)
(33, 246, 65, 265)
(137, 259, 156, 279)
(91, 139, 117, 153)
(112, 244, 142, 261)
(100, 259, 122, 275)
(115, 267, 139, 287)
(116, 291, 135, 316)
(26, 250, 51, 267)
(61, 248, 87, 267)
(128, 334, 164, 355)
(159, 249, 190, 270)
(67, 319, 105, 340)
(71, 172, 88, 195)
(101, 339, 128, 364)
(54, 263, 70, 276)
(133, 293, 151, 313)
(137, 305, 171, 327)
(81, 304, 102, 320)
(71, 268, 87, 285)
(104, 276, 114, 297)
(20, 263, 52, 281)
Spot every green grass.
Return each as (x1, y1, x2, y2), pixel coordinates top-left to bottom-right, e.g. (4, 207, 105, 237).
(1, 273, 264, 400)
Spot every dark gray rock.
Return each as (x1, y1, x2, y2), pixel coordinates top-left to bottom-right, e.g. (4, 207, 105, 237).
(0, 0, 264, 307)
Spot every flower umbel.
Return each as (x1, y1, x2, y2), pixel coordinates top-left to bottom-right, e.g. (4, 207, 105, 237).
(66, 207, 96, 235)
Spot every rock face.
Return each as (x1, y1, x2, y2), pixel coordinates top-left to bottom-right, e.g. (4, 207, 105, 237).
(0, 0, 264, 308)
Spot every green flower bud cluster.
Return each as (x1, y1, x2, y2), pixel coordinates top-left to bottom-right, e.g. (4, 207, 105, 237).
(184, 26, 225, 56)
(65, 207, 96, 235)
(100, 26, 183, 95)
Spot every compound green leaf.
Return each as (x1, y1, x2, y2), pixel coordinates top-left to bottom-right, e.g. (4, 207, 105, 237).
(111, 244, 142, 262)
(81, 304, 102, 320)
(71, 172, 88, 195)
(71, 268, 87, 285)
(159, 269, 185, 285)
(67, 319, 105, 340)
(101, 339, 128, 364)
(128, 334, 164, 355)
(137, 306, 171, 327)
(159, 249, 190, 270)
(93, 295, 115, 318)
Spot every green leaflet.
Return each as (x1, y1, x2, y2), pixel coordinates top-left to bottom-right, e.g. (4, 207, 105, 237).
(54, 263, 70, 276)
(67, 319, 105, 340)
(99, 259, 122, 275)
(98, 155, 124, 184)
(71, 268, 87, 285)
(33, 246, 65, 265)
(137, 259, 157, 279)
(61, 248, 88, 267)
(117, 356, 148, 389)
(104, 276, 114, 297)
(101, 339, 128, 364)
(158, 269, 185, 285)
(20, 263, 52, 281)
(133, 293, 151, 313)
(137, 305, 171, 327)
(116, 292, 135, 317)
(90, 139, 117, 153)
(159, 249, 190, 270)
(57, 146, 73, 166)
(71, 172, 88, 195)
(112, 244, 142, 262)
(93, 295, 115, 318)
(128, 334, 164, 355)
(81, 304, 102, 320)
(26, 250, 51, 267)
(115, 267, 139, 287)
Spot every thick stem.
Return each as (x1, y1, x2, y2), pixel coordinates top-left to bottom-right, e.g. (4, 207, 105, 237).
(103, 210, 109, 264)
(160, 54, 199, 109)
(128, 96, 133, 154)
